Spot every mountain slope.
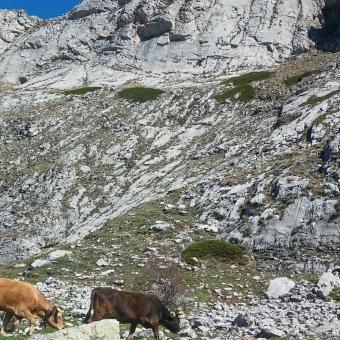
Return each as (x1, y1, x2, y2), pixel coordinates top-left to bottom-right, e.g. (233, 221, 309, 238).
(1, 51, 339, 264)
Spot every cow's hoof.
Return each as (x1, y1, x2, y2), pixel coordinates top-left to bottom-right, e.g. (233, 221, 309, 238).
(0, 329, 6, 336)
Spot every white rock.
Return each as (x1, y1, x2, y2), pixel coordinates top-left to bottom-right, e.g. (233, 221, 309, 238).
(316, 272, 340, 298)
(265, 277, 295, 299)
(96, 258, 109, 267)
(149, 221, 173, 232)
(48, 250, 73, 260)
(31, 319, 120, 340)
(31, 259, 51, 268)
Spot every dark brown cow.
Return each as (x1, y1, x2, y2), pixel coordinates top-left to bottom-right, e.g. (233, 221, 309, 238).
(84, 288, 180, 340)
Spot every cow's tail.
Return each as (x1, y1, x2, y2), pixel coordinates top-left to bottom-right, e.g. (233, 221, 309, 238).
(84, 289, 96, 324)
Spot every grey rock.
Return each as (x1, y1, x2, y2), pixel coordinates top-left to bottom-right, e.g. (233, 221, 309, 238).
(31, 319, 120, 340)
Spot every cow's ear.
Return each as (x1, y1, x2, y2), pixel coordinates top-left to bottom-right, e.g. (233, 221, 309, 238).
(170, 312, 176, 319)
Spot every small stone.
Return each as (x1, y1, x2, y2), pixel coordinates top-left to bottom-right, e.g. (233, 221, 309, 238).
(96, 258, 109, 267)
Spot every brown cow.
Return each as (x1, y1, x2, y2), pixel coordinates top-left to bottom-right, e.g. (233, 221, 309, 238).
(0, 278, 64, 335)
(84, 288, 180, 340)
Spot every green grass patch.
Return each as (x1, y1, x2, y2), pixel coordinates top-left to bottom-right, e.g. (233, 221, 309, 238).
(214, 84, 255, 103)
(64, 87, 101, 96)
(222, 71, 273, 85)
(283, 70, 321, 87)
(118, 87, 164, 103)
(329, 287, 340, 301)
(301, 89, 340, 107)
(181, 240, 246, 265)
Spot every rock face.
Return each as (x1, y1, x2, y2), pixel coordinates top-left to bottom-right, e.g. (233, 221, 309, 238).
(31, 320, 120, 340)
(0, 0, 328, 87)
(1, 54, 340, 264)
(0, 10, 39, 55)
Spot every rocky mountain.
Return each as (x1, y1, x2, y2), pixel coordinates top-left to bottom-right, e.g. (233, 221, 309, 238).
(0, 1, 340, 339)
(0, 0, 337, 87)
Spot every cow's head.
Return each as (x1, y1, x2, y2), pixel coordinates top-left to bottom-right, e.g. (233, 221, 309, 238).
(45, 306, 64, 330)
(162, 311, 180, 333)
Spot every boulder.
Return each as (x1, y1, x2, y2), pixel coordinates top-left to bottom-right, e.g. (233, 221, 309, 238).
(232, 313, 253, 327)
(31, 320, 120, 339)
(149, 221, 173, 232)
(316, 272, 340, 299)
(48, 250, 72, 260)
(31, 259, 51, 268)
(265, 277, 295, 299)
(257, 325, 285, 338)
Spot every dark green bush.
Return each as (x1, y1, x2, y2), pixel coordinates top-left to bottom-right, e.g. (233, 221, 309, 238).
(214, 84, 255, 103)
(64, 87, 101, 95)
(222, 71, 273, 86)
(118, 86, 164, 103)
(181, 240, 246, 264)
(283, 70, 321, 87)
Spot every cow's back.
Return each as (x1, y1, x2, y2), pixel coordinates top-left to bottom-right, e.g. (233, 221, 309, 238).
(0, 278, 46, 312)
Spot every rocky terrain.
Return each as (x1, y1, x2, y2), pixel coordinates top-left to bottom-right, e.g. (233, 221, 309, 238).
(0, 0, 340, 339)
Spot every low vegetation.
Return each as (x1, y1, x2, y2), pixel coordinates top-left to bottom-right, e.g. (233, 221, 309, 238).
(301, 89, 340, 107)
(118, 86, 164, 102)
(214, 84, 255, 103)
(329, 287, 340, 302)
(216, 70, 272, 103)
(283, 70, 321, 87)
(181, 240, 246, 264)
(222, 71, 273, 86)
(141, 258, 189, 306)
(64, 87, 101, 95)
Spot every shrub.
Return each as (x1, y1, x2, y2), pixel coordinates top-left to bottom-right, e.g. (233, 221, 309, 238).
(283, 70, 321, 87)
(118, 86, 164, 103)
(181, 240, 246, 264)
(222, 71, 272, 85)
(214, 84, 255, 103)
(64, 87, 101, 95)
(142, 258, 189, 306)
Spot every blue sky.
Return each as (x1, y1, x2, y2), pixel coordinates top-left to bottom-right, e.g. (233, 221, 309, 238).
(0, 1, 81, 19)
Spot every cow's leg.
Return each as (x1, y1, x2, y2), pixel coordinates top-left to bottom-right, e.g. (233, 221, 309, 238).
(127, 322, 137, 340)
(7, 316, 20, 331)
(1, 312, 14, 335)
(16, 310, 38, 335)
(151, 323, 160, 340)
